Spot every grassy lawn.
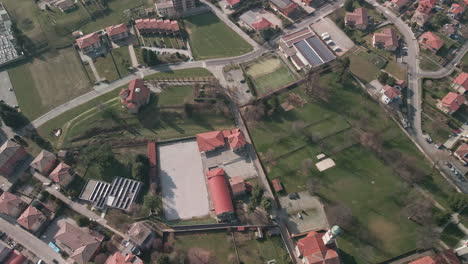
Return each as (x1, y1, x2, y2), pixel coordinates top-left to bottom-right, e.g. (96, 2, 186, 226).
(346, 51, 381, 83)
(8, 48, 91, 120)
(234, 233, 289, 264)
(243, 55, 297, 96)
(183, 12, 253, 60)
(385, 60, 407, 81)
(247, 73, 453, 263)
(111, 46, 133, 78)
(460, 207, 468, 227)
(93, 54, 120, 82)
(144, 68, 213, 80)
(174, 232, 236, 263)
(158, 85, 194, 105)
(441, 223, 465, 248)
(420, 55, 442, 71)
(80, 0, 153, 34)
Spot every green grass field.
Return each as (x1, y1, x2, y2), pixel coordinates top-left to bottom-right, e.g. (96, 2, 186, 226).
(346, 50, 382, 83)
(8, 48, 91, 120)
(244, 55, 297, 96)
(184, 12, 252, 60)
(93, 54, 120, 82)
(111, 46, 133, 78)
(144, 68, 213, 80)
(420, 55, 442, 71)
(247, 73, 454, 263)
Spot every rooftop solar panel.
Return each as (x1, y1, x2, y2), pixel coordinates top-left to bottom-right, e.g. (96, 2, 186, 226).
(306, 36, 336, 63)
(294, 40, 323, 66)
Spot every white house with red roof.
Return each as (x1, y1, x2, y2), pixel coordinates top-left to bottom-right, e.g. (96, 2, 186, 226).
(206, 168, 234, 222)
(419, 32, 444, 53)
(106, 23, 129, 42)
(455, 143, 468, 165)
(452, 72, 468, 94)
(119, 79, 151, 114)
(373, 28, 398, 51)
(0, 192, 26, 218)
(16, 205, 46, 233)
(381, 85, 401, 104)
(0, 140, 27, 177)
(135, 19, 180, 35)
(437, 92, 465, 114)
(295, 226, 342, 264)
(344, 8, 368, 30)
(49, 162, 75, 187)
(448, 3, 465, 20)
(30, 150, 56, 175)
(76, 32, 102, 56)
(226, 0, 241, 8)
(412, 0, 436, 26)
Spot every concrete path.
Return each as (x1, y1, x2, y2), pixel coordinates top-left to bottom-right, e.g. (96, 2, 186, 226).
(142, 46, 193, 59)
(0, 217, 67, 264)
(128, 44, 139, 68)
(0, 71, 18, 106)
(82, 55, 101, 82)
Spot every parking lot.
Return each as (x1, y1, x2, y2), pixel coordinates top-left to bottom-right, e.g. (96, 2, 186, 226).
(159, 140, 210, 221)
(203, 145, 258, 180)
(311, 18, 355, 56)
(0, 71, 18, 106)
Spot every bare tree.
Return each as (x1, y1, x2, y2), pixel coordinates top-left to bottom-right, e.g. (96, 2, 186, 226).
(306, 177, 322, 196)
(394, 155, 426, 184)
(264, 149, 275, 164)
(402, 193, 434, 226)
(242, 104, 265, 124)
(301, 158, 313, 175)
(416, 225, 441, 249)
(359, 131, 383, 154)
(326, 202, 356, 230)
(305, 69, 330, 102)
(286, 93, 305, 107)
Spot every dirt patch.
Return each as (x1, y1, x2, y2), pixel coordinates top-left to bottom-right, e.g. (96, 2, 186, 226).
(187, 248, 218, 264)
(368, 216, 400, 244)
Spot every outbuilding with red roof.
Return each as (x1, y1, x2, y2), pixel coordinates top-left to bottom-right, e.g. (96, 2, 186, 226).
(452, 72, 468, 94)
(196, 131, 225, 152)
(448, 3, 465, 19)
(226, 0, 241, 8)
(381, 85, 401, 104)
(438, 92, 465, 114)
(206, 168, 234, 221)
(419, 32, 444, 53)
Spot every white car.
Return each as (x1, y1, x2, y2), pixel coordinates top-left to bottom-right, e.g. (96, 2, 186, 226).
(333, 46, 341, 52)
(321, 32, 329, 37)
(326, 40, 334, 45)
(322, 35, 331, 40)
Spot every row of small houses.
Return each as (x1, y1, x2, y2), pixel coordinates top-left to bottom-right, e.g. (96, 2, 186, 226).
(73, 19, 181, 57)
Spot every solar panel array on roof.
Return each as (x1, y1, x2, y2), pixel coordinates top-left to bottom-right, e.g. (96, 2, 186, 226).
(306, 36, 336, 63)
(294, 40, 323, 67)
(293, 35, 336, 67)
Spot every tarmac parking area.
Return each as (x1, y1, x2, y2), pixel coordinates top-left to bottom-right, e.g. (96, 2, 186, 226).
(311, 18, 355, 56)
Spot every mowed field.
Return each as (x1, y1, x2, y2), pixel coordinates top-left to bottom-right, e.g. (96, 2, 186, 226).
(184, 12, 253, 60)
(247, 73, 454, 263)
(244, 55, 297, 96)
(8, 48, 91, 120)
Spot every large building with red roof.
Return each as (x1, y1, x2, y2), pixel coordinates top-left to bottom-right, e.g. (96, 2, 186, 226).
(76, 32, 102, 55)
(269, 0, 299, 17)
(196, 131, 226, 152)
(119, 79, 151, 114)
(135, 19, 180, 35)
(206, 168, 234, 221)
(373, 28, 398, 51)
(17, 205, 46, 233)
(295, 227, 342, 264)
(419, 32, 444, 53)
(0, 192, 26, 218)
(106, 23, 129, 42)
(0, 140, 27, 177)
(452, 72, 468, 94)
(438, 92, 465, 114)
(344, 8, 368, 30)
(3, 250, 26, 264)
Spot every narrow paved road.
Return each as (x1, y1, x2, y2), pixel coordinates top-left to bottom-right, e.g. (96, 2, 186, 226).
(419, 42, 468, 78)
(0, 217, 67, 264)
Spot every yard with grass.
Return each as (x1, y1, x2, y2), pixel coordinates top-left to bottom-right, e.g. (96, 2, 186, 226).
(183, 12, 253, 60)
(246, 72, 454, 263)
(420, 55, 442, 71)
(8, 48, 91, 120)
(141, 35, 186, 49)
(144, 67, 213, 80)
(243, 54, 298, 96)
(346, 48, 382, 83)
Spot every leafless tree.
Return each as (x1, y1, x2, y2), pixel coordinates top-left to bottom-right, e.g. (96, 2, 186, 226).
(152, 238, 163, 251)
(93, 253, 108, 264)
(286, 93, 305, 107)
(359, 131, 383, 154)
(264, 149, 275, 164)
(301, 158, 313, 175)
(394, 155, 426, 184)
(416, 225, 441, 249)
(242, 104, 265, 124)
(306, 177, 322, 196)
(326, 202, 357, 231)
(403, 193, 434, 226)
(305, 69, 330, 102)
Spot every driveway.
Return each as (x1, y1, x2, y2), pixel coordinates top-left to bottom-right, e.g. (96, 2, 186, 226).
(0, 71, 18, 106)
(159, 139, 210, 221)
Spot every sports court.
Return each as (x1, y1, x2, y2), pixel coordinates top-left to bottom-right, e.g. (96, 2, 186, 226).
(243, 54, 297, 96)
(159, 139, 210, 221)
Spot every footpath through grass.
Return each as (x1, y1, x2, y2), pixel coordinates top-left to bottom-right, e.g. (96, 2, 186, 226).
(184, 12, 252, 60)
(247, 72, 454, 263)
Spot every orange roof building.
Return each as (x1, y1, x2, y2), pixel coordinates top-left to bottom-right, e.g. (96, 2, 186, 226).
(206, 168, 234, 221)
(272, 179, 283, 192)
(17, 205, 46, 233)
(226, 129, 247, 151)
(49, 162, 75, 187)
(453, 72, 468, 93)
(106, 23, 129, 41)
(105, 252, 143, 264)
(76, 32, 101, 54)
(229, 176, 246, 196)
(0, 192, 26, 218)
(419, 32, 444, 53)
(373, 28, 398, 51)
(344, 8, 368, 30)
(438, 92, 465, 114)
(119, 79, 151, 114)
(448, 3, 465, 19)
(30, 150, 56, 175)
(409, 250, 461, 264)
(196, 131, 225, 152)
(295, 228, 341, 264)
(381, 85, 401, 104)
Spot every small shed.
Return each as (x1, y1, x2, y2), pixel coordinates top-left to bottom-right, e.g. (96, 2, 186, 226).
(272, 179, 283, 193)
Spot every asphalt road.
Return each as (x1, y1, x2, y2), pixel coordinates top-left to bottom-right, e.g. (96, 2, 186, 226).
(0, 217, 66, 264)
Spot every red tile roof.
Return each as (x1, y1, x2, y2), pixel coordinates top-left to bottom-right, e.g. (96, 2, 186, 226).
(196, 131, 225, 152)
(3, 250, 26, 264)
(226, 0, 241, 6)
(455, 143, 468, 162)
(76, 32, 100, 49)
(419, 32, 444, 52)
(135, 19, 179, 32)
(296, 231, 340, 264)
(272, 179, 283, 192)
(441, 92, 465, 112)
(17, 205, 45, 231)
(449, 3, 465, 15)
(374, 28, 398, 48)
(0, 192, 24, 217)
(105, 252, 143, 264)
(383, 85, 401, 99)
(55, 222, 103, 264)
(227, 130, 246, 150)
(454, 72, 468, 91)
(30, 150, 56, 174)
(391, 0, 409, 7)
(417, 0, 435, 14)
(120, 79, 151, 109)
(49, 162, 73, 185)
(206, 168, 234, 216)
(252, 18, 273, 31)
(345, 8, 368, 26)
(106, 23, 128, 37)
(396, 79, 407, 88)
(229, 176, 246, 195)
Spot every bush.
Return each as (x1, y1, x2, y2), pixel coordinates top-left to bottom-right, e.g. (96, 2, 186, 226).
(434, 209, 451, 226)
(0, 102, 29, 129)
(447, 193, 468, 212)
(378, 72, 389, 84)
(75, 215, 90, 227)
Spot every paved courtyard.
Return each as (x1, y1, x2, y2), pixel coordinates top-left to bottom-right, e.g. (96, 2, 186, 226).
(311, 18, 355, 56)
(159, 140, 210, 221)
(0, 71, 18, 106)
(203, 145, 258, 180)
(278, 191, 328, 234)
